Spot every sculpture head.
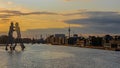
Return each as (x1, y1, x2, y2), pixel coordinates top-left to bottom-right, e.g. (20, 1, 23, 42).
(15, 22, 19, 27)
(10, 22, 14, 26)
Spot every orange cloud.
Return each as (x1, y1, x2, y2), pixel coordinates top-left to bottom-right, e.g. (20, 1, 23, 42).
(0, 9, 59, 19)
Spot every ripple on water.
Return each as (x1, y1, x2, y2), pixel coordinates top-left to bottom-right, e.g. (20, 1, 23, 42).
(27, 51, 75, 60)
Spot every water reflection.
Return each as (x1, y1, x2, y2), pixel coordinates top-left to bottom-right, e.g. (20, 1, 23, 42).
(6, 50, 23, 68)
(40, 51, 74, 59)
(0, 44, 120, 68)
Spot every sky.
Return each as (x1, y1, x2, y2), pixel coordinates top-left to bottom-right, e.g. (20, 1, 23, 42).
(0, 0, 120, 38)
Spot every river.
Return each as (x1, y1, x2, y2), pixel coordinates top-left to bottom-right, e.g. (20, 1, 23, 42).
(0, 44, 120, 68)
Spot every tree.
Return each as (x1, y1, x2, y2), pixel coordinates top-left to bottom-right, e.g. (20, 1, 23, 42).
(0, 35, 8, 44)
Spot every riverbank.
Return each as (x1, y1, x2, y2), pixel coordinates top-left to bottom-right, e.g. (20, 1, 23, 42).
(1, 43, 120, 51)
(49, 44, 120, 51)
(0, 44, 5, 46)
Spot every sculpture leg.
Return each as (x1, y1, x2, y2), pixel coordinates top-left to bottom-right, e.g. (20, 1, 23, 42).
(5, 44, 8, 51)
(13, 43, 17, 50)
(21, 40, 25, 50)
(10, 44, 12, 51)
(5, 40, 9, 50)
(10, 38, 14, 51)
(19, 38, 25, 50)
(20, 44, 25, 50)
(9, 43, 14, 51)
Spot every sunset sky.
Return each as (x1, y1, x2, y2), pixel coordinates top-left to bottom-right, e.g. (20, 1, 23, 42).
(0, 0, 120, 37)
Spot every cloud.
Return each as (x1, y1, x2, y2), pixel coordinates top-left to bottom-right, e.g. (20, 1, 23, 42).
(0, 14, 12, 18)
(0, 10, 58, 18)
(0, 9, 120, 34)
(0, 18, 10, 23)
(65, 11, 120, 25)
(65, 11, 120, 33)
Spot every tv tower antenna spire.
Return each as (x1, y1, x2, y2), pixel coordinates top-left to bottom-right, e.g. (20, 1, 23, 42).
(68, 24, 71, 38)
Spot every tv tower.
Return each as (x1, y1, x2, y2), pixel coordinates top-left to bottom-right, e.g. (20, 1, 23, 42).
(68, 24, 71, 38)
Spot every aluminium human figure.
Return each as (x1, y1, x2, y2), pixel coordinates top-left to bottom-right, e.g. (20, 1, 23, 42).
(13, 22, 25, 50)
(5, 22, 15, 51)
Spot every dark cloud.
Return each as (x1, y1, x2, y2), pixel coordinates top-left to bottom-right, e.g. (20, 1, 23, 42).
(0, 10, 21, 14)
(25, 12, 58, 15)
(65, 11, 120, 33)
(1, 9, 120, 34)
(0, 10, 58, 18)
(0, 14, 13, 18)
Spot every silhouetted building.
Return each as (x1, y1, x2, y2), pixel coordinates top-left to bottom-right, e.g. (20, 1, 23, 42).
(46, 34, 66, 45)
(89, 36, 103, 46)
(103, 35, 120, 49)
(76, 36, 85, 47)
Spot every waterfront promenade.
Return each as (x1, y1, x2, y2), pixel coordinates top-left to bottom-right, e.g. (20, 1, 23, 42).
(0, 44, 120, 68)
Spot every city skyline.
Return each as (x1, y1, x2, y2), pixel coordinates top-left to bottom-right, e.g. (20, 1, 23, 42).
(0, 0, 120, 37)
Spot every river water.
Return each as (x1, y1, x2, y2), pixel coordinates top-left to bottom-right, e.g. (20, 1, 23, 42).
(0, 44, 120, 68)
